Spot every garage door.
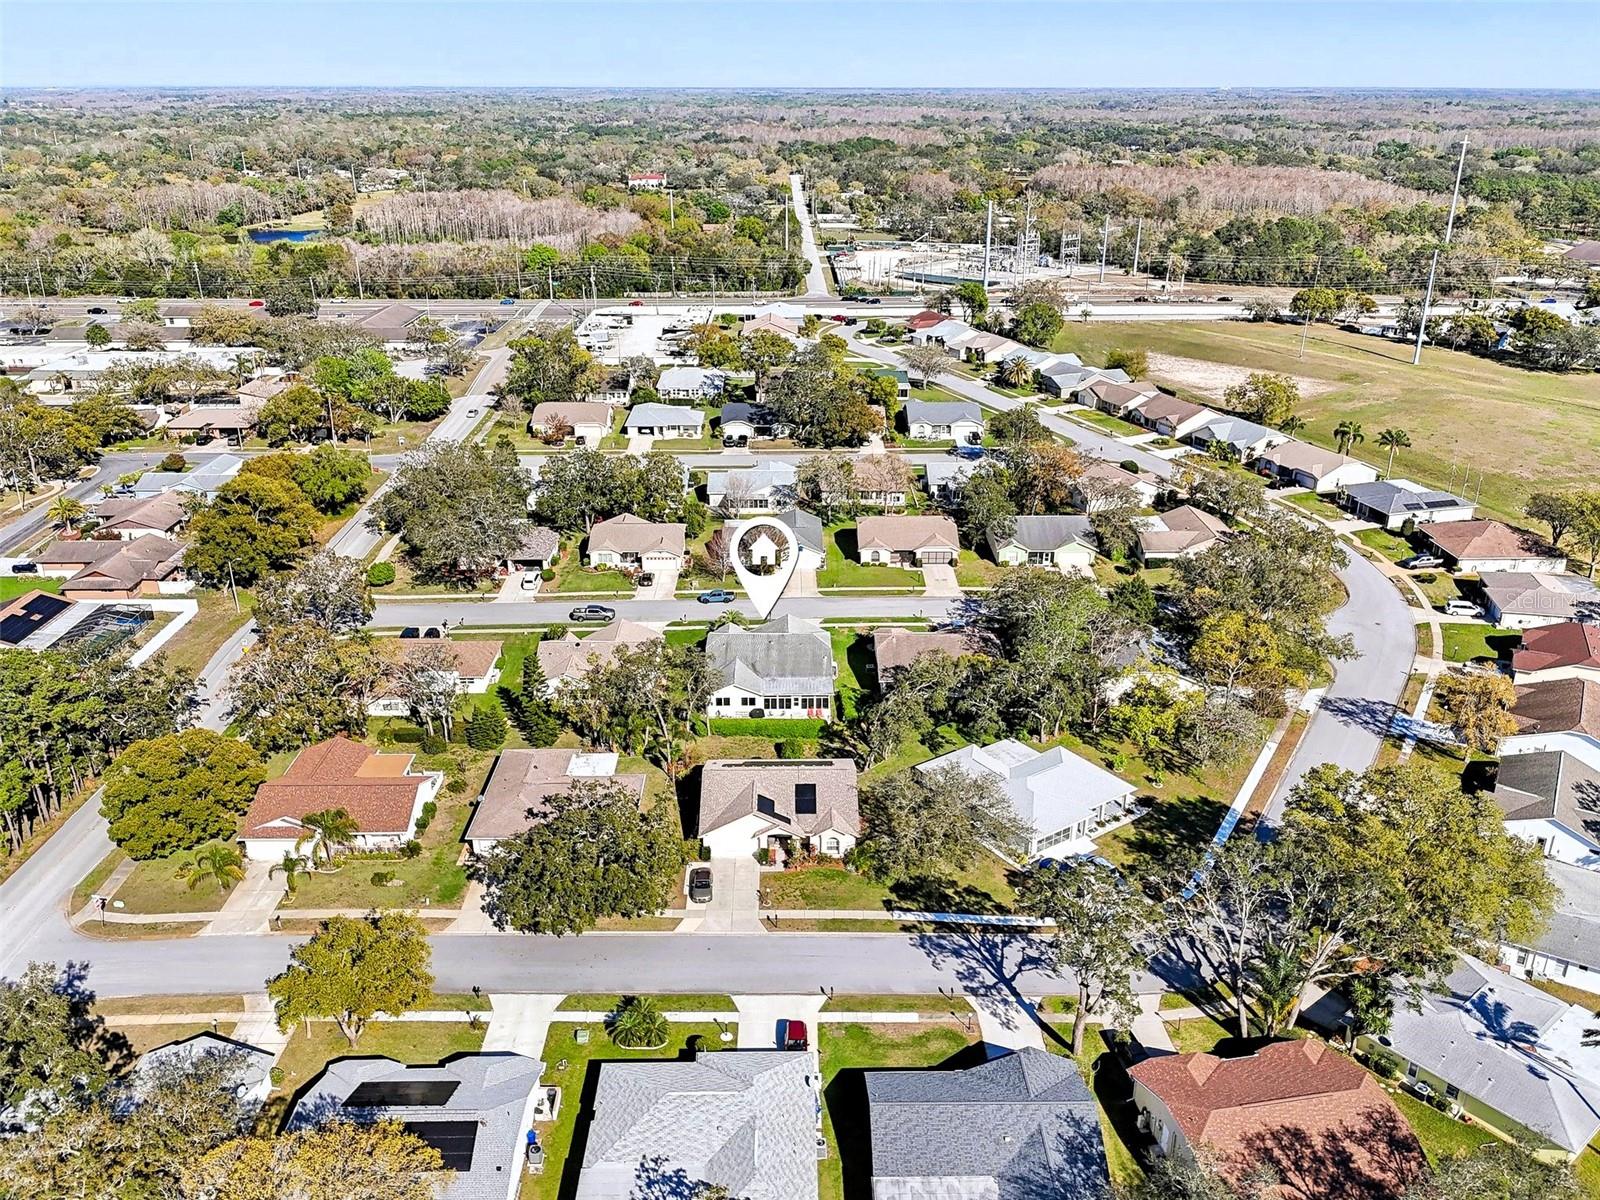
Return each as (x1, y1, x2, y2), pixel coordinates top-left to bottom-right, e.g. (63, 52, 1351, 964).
(921, 551, 955, 565)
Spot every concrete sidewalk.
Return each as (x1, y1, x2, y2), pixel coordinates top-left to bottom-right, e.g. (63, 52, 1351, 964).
(733, 993, 823, 1049)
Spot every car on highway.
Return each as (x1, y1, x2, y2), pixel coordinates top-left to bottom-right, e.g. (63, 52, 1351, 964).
(569, 604, 616, 622)
(687, 866, 713, 904)
(247, 299, 265, 307)
(697, 589, 735, 604)
(863, 297, 883, 304)
(87, 306, 106, 315)
(629, 299, 645, 307)
(500, 297, 517, 305)
(1400, 553, 1444, 570)
(950, 445, 985, 460)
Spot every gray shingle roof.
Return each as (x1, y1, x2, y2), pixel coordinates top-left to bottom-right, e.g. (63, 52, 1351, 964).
(866, 1048, 1107, 1198)
(904, 399, 985, 425)
(623, 403, 703, 432)
(708, 615, 835, 696)
(1341, 479, 1471, 517)
(576, 1051, 819, 1200)
(1381, 957, 1600, 1154)
(1493, 750, 1600, 843)
(990, 515, 1093, 553)
(290, 1053, 543, 1200)
(773, 507, 823, 557)
(696, 757, 860, 838)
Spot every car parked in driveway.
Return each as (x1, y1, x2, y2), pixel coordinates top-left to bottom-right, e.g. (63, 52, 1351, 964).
(10, 561, 38, 574)
(697, 589, 735, 604)
(636, 571, 655, 588)
(569, 604, 616, 622)
(1400, 553, 1444, 570)
(1442, 599, 1483, 618)
(687, 866, 713, 904)
(780, 1019, 809, 1051)
(399, 626, 443, 638)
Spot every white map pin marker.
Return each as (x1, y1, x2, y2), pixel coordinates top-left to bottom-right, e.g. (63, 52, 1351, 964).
(729, 515, 799, 619)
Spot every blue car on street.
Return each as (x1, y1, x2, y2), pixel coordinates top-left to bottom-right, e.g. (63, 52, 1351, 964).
(951, 445, 985, 461)
(697, 589, 735, 604)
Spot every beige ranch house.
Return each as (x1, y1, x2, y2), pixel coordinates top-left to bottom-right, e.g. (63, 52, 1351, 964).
(585, 513, 686, 571)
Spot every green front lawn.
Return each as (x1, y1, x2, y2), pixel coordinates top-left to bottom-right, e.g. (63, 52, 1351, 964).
(528, 1022, 729, 1200)
(1283, 491, 1346, 521)
(761, 850, 1016, 915)
(1054, 1026, 1149, 1187)
(1354, 527, 1414, 563)
(549, 549, 635, 594)
(554, 993, 737, 1012)
(1165, 1014, 1231, 1056)
(830, 628, 873, 720)
(1441, 623, 1521, 665)
(818, 524, 922, 590)
(279, 748, 491, 911)
(820, 1022, 979, 1200)
(112, 854, 236, 915)
(0, 576, 62, 602)
(1389, 1088, 1498, 1164)
(954, 553, 1007, 588)
(1069, 409, 1142, 436)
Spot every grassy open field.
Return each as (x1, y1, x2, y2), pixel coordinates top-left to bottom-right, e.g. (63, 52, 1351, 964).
(1051, 320, 1600, 523)
(0, 575, 61, 602)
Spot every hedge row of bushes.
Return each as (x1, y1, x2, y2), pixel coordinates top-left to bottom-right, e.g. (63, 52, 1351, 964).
(708, 717, 826, 738)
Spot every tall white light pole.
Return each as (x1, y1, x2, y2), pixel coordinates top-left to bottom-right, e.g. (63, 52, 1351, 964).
(1412, 136, 1469, 366)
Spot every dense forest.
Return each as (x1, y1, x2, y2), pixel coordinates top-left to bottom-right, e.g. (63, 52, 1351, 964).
(1, 88, 1596, 298)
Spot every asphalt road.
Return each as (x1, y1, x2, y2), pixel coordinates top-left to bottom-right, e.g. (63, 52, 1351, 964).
(373, 595, 965, 629)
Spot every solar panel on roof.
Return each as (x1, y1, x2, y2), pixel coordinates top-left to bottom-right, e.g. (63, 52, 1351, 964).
(345, 1079, 460, 1108)
(0, 593, 70, 645)
(795, 783, 817, 814)
(1422, 498, 1461, 510)
(402, 1120, 478, 1171)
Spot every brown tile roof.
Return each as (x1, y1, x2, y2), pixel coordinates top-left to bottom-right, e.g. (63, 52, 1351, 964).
(1088, 380, 1160, 407)
(1129, 1039, 1426, 1200)
(872, 627, 982, 676)
(1513, 622, 1600, 675)
(587, 513, 686, 558)
(241, 737, 433, 840)
(1514, 678, 1600, 740)
(906, 310, 948, 330)
(856, 514, 959, 554)
(465, 749, 646, 843)
(166, 404, 258, 432)
(1425, 519, 1563, 563)
(529, 401, 614, 429)
(696, 758, 860, 838)
(1136, 394, 1209, 426)
(49, 535, 186, 592)
(1137, 505, 1228, 556)
(1257, 440, 1366, 477)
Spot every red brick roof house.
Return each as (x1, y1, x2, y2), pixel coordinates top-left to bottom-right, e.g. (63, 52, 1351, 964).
(1128, 1039, 1427, 1200)
(1513, 622, 1600, 685)
(238, 737, 443, 862)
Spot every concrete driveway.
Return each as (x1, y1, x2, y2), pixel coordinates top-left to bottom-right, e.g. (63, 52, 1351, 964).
(921, 563, 962, 597)
(636, 565, 680, 600)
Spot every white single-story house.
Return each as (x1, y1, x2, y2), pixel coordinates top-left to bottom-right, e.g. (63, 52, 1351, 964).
(1185, 414, 1288, 461)
(917, 738, 1139, 860)
(1494, 748, 1600, 868)
(586, 513, 686, 570)
(1501, 858, 1600, 995)
(923, 458, 981, 502)
(707, 614, 835, 720)
(705, 461, 798, 512)
(1072, 458, 1163, 510)
(1340, 479, 1476, 531)
(1039, 363, 1126, 399)
(656, 366, 728, 401)
(856, 514, 960, 566)
(134, 1032, 275, 1115)
(1426, 520, 1568, 575)
(129, 453, 244, 500)
(622, 403, 703, 438)
(696, 758, 860, 860)
(1135, 506, 1229, 562)
(238, 737, 443, 862)
(538, 618, 662, 694)
(1252, 441, 1379, 493)
(988, 515, 1096, 575)
(909, 318, 975, 349)
(718, 401, 790, 443)
(773, 507, 825, 571)
(1480, 572, 1600, 630)
(528, 401, 614, 446)
(903, 399, 985, 444)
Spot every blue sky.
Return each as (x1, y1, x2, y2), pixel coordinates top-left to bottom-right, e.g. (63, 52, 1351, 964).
(3, 1, 1597, 89)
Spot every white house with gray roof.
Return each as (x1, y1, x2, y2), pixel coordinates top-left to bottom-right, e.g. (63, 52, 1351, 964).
(1502, 859, 1600, 995)
(918, 738, 1139, 860)
(130, 453, 243, 500)
(866, 1047, 1108, 1199)
(705, 460, 798, 512)
(1360, 956, 1600, 1160)
(622, 402, 703, 438)
(575, 1050, 820, 1200)
(696, 757, 860, 859)
(656, 366, 727, 401)
(903, 399, 985, 444)
(290, 1053, 544, 1200)
(1493, 748, 1600, 867)
(707, 615, 836, 720)
(772, 507, 825, 570)
(1340, 478, 1476, 530)
(987, 515, 1096, 575)
(1184, 414, 1288, 461)
(134, 1032, 274, 1116)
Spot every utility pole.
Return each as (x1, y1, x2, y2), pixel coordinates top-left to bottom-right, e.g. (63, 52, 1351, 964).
(1299, 260, 1321, 359)
(354, 255, 364, 300)
(783, 198, 789, 253)
(192, 262, 204, 300)
(981, 200, 994, 289)
(1098, 214, 1111, 285)
(1413, 136, 1469, 366)
(590, 265, 597, 303)
(669, 191, 675, 227)
(548, 268, 555, 300)
(1131, 218, 1143, 278)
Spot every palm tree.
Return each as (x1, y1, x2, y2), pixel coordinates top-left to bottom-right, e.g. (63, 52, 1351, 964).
(270, 852, 311, 892)
(1333, 420, 1365, 455)
(174, 842, 245, 893)
(296, 808, 358, 866)
(1376, 428, 1412, 478)
(48, 496, 87, 532)
(997, 354, 1035, 391)
(607, 996, 669, 1049)
(1277, 414, 1306, 437)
